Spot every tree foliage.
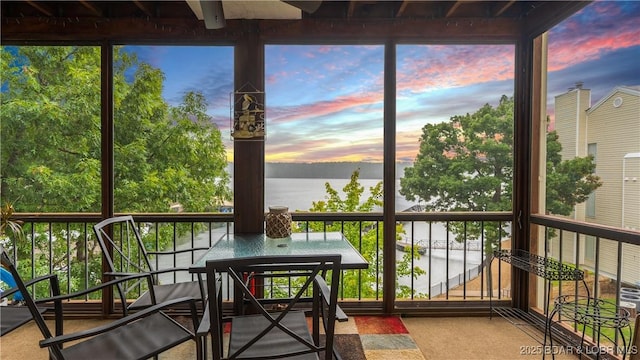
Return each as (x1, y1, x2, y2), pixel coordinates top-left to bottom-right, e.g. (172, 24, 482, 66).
(545, 130, 601, 215)
(400, 95, 514, 214)
(298, 169, 426, 299)
(0, 46, 231, 295)
(400, 95, 601, 219)
(1, 46, 231, 213)
(400, 94, 514, 263)
(399, 95, 601, 294)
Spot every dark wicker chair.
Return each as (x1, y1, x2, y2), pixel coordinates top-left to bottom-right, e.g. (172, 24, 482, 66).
(93, 215, 207, 312)
(0, 245, 201, 360)
(197, 254, 344, 360)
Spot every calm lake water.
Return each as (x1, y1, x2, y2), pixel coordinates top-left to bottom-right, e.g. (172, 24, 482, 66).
(267, 178, 485, 295)
(171, 178, 487, 296)
(265, 178, 415, 212)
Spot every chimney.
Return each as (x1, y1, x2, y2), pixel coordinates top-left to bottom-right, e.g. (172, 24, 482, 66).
(575, 81, 584, 89)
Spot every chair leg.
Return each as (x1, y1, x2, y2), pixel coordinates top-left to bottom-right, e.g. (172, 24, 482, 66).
(333, 346, 343, 360)
(196, 335, 205, 360)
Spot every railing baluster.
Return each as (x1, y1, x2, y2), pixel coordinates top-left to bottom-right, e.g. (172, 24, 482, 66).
(66, 222, 71, 296)
(8, 209, 636, 349)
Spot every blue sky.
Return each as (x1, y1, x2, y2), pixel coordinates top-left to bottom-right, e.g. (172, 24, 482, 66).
(130, 0, 640, 163)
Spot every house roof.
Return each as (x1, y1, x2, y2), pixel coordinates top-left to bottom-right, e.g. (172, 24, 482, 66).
(588, 85, 640, 114)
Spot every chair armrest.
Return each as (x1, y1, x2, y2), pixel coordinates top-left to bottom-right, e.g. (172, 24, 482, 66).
(39, 296, 198, 348)
(145, 267, 195, 275)
(314, 275, 348, 322)
(42, 273, 154, 302)
(335, 304, 348, 322)
(146, 247, 210, 256)
(103, 271, 139, 278)
(198, 275, 223, 337)
(111, 267, 198, 277)
(107, 269, 197, 282)
(1, 274, 59, 299)
(196, 277, 222, 336)
(196, 303, 211, 336)
(195, 303, 211, 360)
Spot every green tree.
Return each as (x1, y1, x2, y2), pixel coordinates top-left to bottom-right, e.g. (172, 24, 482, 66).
(1, 46, 103, 212)
(298, 169, 426, 299)
(399, 95, 601, 294)
(0, 45, 231, 294)
(400, 95, 514, 255)
(545, 130, 601, 215)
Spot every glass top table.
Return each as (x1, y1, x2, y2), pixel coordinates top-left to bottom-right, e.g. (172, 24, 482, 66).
(190, 232, 369, 273)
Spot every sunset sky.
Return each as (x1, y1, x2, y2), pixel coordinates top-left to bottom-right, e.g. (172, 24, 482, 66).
(131, 0, 640, 163)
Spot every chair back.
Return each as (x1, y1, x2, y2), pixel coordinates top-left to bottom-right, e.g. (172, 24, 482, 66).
(205, 254, 342, 360)
(93, 216, 154, 306)
(0, 246, 64, 360)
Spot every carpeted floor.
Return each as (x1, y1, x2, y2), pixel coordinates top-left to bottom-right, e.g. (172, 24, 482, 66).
(402, 316, 578, 360)
(185, 315, 424, 360)
(0, 315, 424, 360)
(0, 315, 583, 359)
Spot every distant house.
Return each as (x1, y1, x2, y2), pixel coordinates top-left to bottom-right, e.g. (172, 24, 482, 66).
(553, 84, 640, 286)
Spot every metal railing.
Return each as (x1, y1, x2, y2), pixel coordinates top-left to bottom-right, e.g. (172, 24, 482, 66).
(3, 212, 638, 323)
(529, 214, 640, 356)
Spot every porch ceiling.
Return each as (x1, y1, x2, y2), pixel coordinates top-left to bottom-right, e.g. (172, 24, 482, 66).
(1, 1, 591, 42)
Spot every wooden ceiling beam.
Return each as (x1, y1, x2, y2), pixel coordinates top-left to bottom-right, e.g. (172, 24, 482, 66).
(493, 1, 516, 17)
(347, 1, 357, 18)
(25, 1, 54, 17)
(522, 1, 591, 39)
(0, 16, 521, 43)
(445, 1, 463, 18)
(79, 1, 102, 17)
(132, 0, 154, 17)
(258, 18, 518, 41)
(396, 0, 410, 18)
(1, 1, 590, 43)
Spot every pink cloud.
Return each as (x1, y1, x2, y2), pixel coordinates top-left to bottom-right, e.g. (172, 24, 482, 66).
(266, 132, 385, 162)
(397, 46, 514, 93)
(548, 2, 640, 72)
(548, 32, 640, 72)
(269, 92, 383, 124)
(266, 70, 291, 85)
(316, 45, 339, 54)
